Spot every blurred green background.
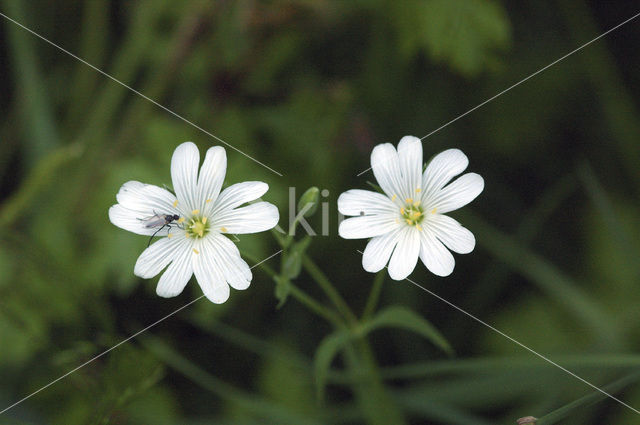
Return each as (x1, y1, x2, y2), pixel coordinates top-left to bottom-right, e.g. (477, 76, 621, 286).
(1, 0, 640, 424)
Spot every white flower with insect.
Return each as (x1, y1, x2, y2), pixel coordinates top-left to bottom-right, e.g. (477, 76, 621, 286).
(338, 136, 483, 280)
(109, 142, 279, 303)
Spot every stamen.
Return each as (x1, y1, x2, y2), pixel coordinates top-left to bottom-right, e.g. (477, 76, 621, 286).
(193, 248, 199, 254)
(173, 200, 178, 207)
(205, 199, 212, 203)
(202, 217, 208, 224)
(416, 225, 423, 231)
(177, 217, 185, 223)
(405, 198, 413, 203)
(221, 227, 228, 232)
(192, 209, 200, 215)
(391, 194, 397, 201)
(415, 188, 421, 193)
(400, 207, 405, 215)
(405, 218, 412, 225)
(413, 200, 420, 207)
(167, 233, 173, 238)
(431, 208, 437, 214)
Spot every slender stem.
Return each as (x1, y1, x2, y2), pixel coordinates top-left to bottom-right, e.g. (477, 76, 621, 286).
(242, 250, 344, 327)
(288, 285, 344, 328)
(302, 255, 358, 325)
(344, 340, 406, 425)
(362, 271, 385, 321)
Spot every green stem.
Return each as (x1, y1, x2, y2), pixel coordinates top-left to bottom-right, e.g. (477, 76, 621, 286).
(288, 285, 344, 328)
(362, 271, 385, 321)
(344, 340, 406, 425)
(242, 250, 344, 327)
(302, 255, 358, 325)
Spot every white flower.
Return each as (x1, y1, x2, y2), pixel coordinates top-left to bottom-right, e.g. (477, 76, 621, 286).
(109, 142, 279, 303)
(338, 136, 483, 280)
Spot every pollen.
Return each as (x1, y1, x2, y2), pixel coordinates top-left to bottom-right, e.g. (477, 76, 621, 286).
(416, 225, 423, 231)
(173, 200, 178, 207)
(415, 188, 421, 193)
(193, 248, 199, 254)
(400, 207, 405, 215)
(431, 208, 437, 214)
(186, 216, 209, 239)
(167, 233, 173, 238)
(391, 194, 397, 201)
(405, 198, 413, 204)
(192, 209, 200, 215)
(221, 227, 228, 232)
(413, 200, 420, 207)
(405, 218, 412, 225)
(177, 217, 185, 223)
(205, 199, 212, 203)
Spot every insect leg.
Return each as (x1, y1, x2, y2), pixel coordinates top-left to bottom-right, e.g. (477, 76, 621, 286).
(147, 224, 167, 247)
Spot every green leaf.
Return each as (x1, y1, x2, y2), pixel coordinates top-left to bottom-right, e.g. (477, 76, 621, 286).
(273, 275, 291, 308)
(464, 212, 621, 346)
(392, 0, 511, 76)
(314, 329, 352, 402)
(283, 236, 312, 280)
(362, 306, 454, 355)
(536, 371, 640, 425)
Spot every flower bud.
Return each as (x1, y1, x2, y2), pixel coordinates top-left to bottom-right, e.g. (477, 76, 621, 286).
(297, 187, 320, 218)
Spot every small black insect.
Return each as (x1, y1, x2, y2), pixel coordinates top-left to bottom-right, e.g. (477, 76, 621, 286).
(138, 213, 181, 246)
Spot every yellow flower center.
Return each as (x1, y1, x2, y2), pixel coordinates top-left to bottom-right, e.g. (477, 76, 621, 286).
(186, 215, 209, 239)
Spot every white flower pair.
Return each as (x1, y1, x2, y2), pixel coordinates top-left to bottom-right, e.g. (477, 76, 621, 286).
(109, 137, 483, 303)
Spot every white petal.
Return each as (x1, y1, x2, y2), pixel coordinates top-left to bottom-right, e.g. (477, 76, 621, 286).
(193, 239, 230, 304)
(198, 146, 226, 214)
(397, 136, 423, 196)
(428, 214, 475, 254)
(430, 173, 484, 214)
(171, 142, 200, 211)
(109, 204, 158, 236)
(115, 181, 178, 215)
(156, 240, 193, 297)
(214, 202, 279, 234)
(338, 214, 399, 239)
(422, 149, 468, 202)
(419, 230, 455, 277)
(337, 189, 397, 216)
(134, 234, 191, 279)
(388, 228, 420, 280)
(211, 181, 269, 216)
(371, 143, 406, 199)
(209, 234, 252, 290)
(362, 227, 403, 273)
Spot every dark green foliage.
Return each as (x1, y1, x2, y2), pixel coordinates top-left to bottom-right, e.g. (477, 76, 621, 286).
(1, 0, 639, 424)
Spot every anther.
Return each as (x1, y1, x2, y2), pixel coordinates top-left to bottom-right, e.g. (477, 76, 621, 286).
(193, 248, 199, 254)
(173, 200, 178, 207)
(192, 209, 200, 215)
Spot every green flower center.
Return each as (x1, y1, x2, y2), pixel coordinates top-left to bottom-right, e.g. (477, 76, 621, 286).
(401, 201, 424, 227)
(186, 215, 210, 239)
